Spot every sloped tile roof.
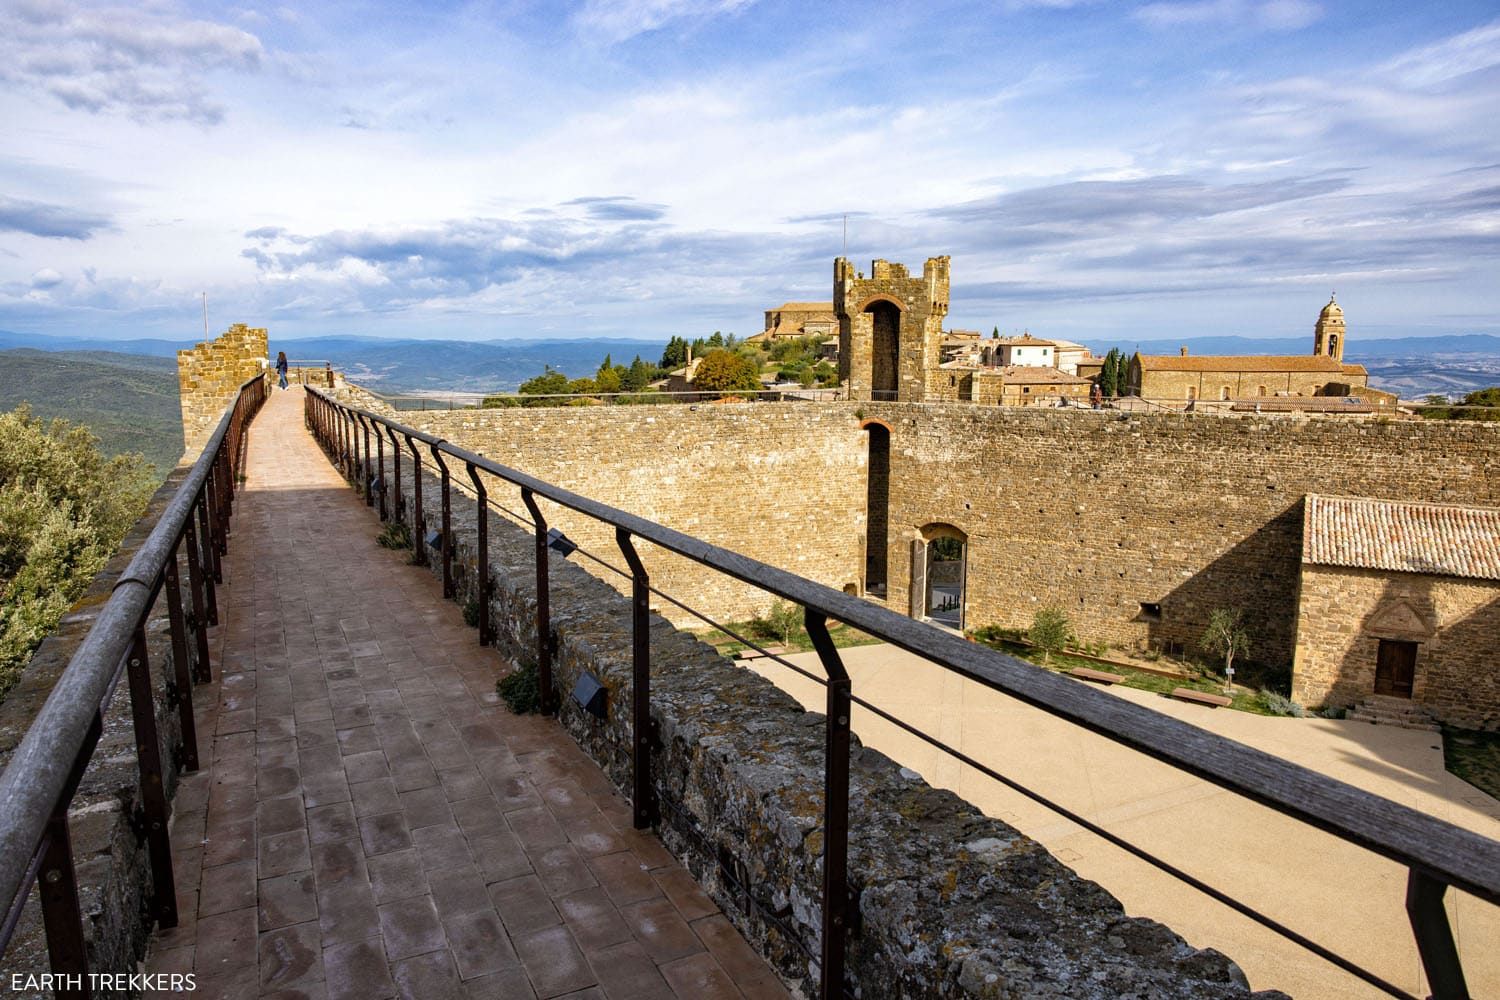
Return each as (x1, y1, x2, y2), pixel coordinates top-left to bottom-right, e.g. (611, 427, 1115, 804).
(1303, 494, 1500, 580)
(1137, 354, 1348, 373)
(769, 302, 834, 313)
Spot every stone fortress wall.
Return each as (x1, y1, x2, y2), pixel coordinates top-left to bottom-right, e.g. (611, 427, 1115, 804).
(867, 403, 1500, 680)
(336, 382, 1500, 711)
(336, 388, 871, 628)
(177, 323, 268, 461)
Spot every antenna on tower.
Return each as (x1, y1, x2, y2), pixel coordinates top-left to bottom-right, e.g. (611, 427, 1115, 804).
(202, 292, 208, 339)
(842, 214, 847, 256)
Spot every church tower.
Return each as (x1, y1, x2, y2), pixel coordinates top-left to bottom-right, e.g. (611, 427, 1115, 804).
(1314, 296, 1345, 363)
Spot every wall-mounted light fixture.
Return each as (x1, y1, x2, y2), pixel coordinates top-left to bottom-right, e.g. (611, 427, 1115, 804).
(572, 673, 607, 720)
(546, 527, 577, 557)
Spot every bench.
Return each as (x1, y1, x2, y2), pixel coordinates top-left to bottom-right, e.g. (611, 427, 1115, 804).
(1171, 687, 1232, 708)
(734, 645, 787, 661)
(1070, 667, 1126, 685)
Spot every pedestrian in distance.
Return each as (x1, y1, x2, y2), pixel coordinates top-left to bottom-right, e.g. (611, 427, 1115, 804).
(275, 351, 289, 390)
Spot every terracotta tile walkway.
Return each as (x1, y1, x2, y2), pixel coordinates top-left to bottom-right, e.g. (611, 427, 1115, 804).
(144, 387, 788, 1000)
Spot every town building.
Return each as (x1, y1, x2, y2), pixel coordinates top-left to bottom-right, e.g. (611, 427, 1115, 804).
(1124, 297, 1396, 408)
(1292, 495, 1500, 729)
(750, 301, 837, 342)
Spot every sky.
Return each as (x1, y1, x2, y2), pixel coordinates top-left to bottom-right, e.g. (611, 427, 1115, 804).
(1, 0, 1498, 346)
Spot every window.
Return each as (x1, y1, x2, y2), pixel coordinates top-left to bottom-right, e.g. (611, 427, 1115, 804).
(1221, 386, 1231, 400)
(1186, 386, 1197, 401)
(1139, 602, 1162, 621)
(1258, 385, 1267, 396)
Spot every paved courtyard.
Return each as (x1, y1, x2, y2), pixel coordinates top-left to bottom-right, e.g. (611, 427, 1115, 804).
(760, 645, 1500, 1000)
(143, 386, 787, 999)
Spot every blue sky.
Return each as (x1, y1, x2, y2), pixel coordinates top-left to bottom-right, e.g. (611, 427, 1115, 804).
(1, 0, 1498, 345)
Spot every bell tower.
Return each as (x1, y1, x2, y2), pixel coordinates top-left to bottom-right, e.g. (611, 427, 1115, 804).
(1314, 295, 1345, 363)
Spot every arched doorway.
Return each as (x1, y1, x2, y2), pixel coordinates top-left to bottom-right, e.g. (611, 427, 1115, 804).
(863, 422, 891, 596)
(912, 523, 966, 629)
(867, 300, 900, 400)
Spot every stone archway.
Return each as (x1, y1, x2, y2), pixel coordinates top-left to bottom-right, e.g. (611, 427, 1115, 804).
(912, 523, 967, 629)
(867, 300, 901, 400)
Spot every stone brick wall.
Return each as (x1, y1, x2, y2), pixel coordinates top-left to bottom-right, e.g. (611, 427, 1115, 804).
(178, 324, 267, 460)
(867, 403, 1500, 672)
(350, 426, 1278, 1000)
(364, 397, 870, 628)
(1293, 564, 1500, 727)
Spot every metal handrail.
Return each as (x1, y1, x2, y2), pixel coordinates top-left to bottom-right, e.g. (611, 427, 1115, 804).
(0, 375, 266, 987)
(305, 386, 1499, 1000)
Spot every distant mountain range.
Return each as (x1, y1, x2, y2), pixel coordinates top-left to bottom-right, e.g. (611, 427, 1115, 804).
(3, 328, 1498, 398)
(0, 348, 183, 477)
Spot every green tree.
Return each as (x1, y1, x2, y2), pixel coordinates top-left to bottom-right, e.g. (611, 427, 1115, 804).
(660, 336, 688, 370)
(622, 356, 652, 392)
(0, 407, 156, 700)
(594, 367, 621, 394)
(1200, 608, 1251, 691)
(754, 599, 802, 647)
(1100, 348, 1126, 398)
(693, 350, 761, 394)
(1028, 607, 1074, 664)
(991, 326, 999, 338)
(1425, 387, 1500, 421)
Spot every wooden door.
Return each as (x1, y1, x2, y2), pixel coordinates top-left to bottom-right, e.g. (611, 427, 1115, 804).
(1374, 639, 1417, 698)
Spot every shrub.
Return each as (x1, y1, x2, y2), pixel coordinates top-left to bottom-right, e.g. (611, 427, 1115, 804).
(1256, 688, 1306, 717)
(1028, 608, 1074, 664)
(462, 592, 480, 628)
(497, 662, 540, 714)
(752, 599, 803, 647)
(376, 521, 411, 549)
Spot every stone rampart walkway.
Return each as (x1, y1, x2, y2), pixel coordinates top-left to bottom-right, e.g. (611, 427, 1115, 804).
(144, 386, 787, 999)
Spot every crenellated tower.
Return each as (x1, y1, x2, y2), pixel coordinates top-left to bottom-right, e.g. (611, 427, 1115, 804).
(835, 255, 951, 401)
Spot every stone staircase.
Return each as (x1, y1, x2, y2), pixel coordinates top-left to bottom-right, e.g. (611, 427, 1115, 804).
(1347, 695, 1440, 731)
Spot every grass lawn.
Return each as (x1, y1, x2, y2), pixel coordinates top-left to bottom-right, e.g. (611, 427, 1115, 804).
(1442, 727, 1500, 801)
(973, 636, 1289, 716)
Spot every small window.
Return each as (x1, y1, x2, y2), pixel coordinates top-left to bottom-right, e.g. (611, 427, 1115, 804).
(1258, 385, 1267, 396)
(1221, 386, 1231, 400)
(1186, 386, 1197, 401)
(1139, 602, 1162, 621)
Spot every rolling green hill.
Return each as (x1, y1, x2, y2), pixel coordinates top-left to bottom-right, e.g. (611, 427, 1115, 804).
(0, 349, 183, 479)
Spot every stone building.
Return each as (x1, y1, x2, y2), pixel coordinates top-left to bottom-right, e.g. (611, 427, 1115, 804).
(930, 364, 1094, 406)
(836, 256, 950, 401)
(1291, 495, 1500, 728)
(751, 301, 836, 341)
(980, 333, 1056, 368)
(1124, 298, 1388, 406)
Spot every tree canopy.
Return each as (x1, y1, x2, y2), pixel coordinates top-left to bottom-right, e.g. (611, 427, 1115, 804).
(0, 407, 155, 700)
(693, 350, 762, 393)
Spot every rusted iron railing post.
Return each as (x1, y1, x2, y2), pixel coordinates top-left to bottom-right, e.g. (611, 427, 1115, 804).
(36, 713, 103, 1000)
(465, 462, 491, 645)
(806, 609, 851, 1000)
(404, 433, 426, 566)
(429, 441, 453, 598)
(519, 488, 555, 715)
(196, 490, 220, 624)
(358, 414, 374, 507)
(162, 541, 199, 771)
(615, 529, 657, 829)
(385, 425, 404, 523)
(182, 493, 214, 683)
(375, 426, 387, 521)
(123, 626, 176, 928)
(1407, 871, 1469, 1000)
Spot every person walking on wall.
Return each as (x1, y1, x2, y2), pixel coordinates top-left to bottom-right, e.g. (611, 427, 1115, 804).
(275, 351, 289, 390)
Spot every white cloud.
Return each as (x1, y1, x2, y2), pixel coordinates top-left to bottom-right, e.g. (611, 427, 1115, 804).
(0, 0, 265, 123)
(1133, 0, 1322, 32)
(1382, 19, 1500, 89)
(572, 0, 757, 45)
(30, 267, 62, 288)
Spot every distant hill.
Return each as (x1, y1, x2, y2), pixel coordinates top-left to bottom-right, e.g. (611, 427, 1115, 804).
(0, 329, 664, 393)
(0, 349, 183, 477)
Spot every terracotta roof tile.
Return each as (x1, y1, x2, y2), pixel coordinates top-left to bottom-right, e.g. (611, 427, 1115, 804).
(769, 302, 834, 313)
(1137, 354, 1348, 373)
(1303, 494, 1500, 581)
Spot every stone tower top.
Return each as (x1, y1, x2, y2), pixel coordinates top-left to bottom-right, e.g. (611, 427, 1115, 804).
(1314, 295, 1346, 363)
(834, 255, 952, 402)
